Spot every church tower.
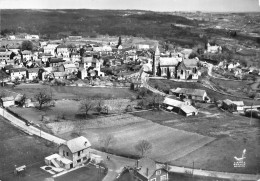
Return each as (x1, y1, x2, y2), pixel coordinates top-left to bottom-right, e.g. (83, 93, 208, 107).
(153, 45, 160, 76)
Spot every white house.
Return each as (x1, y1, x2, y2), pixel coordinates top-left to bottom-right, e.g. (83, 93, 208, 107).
(9, 35, 16, 40)
(56, 44, 70, 58)
(44, 44, 59, 56)
(22, 50, 32, 61)
(25, 35, 39, 40)
(45, 136, 91, 170)
(26, 68, 39, 80)
(206, 43, 222, 54)
(10, 68, 27, 81)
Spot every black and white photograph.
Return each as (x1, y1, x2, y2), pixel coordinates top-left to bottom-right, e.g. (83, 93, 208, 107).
(0, 0, 260, 180)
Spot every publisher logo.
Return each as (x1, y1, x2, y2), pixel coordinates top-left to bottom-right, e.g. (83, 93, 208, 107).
(233, 149, 246, 168)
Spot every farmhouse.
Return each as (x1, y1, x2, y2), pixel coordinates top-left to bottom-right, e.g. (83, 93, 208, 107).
(222, 99, 236, 112)
(222, 99, 244, 112)
(45, 136, 91, 169)
(133, 158, 168, 181)
(162, 97, 198, 116)
(170, 87, 210, 102)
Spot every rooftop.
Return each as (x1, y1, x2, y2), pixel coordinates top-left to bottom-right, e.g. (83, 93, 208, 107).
(62, 136, 91, 153)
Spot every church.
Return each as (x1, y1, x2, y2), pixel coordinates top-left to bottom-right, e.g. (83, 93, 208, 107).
(152, 45, 199, 80)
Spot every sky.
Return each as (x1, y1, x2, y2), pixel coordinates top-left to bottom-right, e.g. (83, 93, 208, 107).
(0, 0, 260, 12)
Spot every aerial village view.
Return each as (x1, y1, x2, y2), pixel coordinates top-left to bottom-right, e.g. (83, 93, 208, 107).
(0, 0, 260, 181)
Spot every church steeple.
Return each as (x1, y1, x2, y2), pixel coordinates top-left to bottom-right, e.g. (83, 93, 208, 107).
(155, 44, 160, 57)
(153, 44, 160, 76)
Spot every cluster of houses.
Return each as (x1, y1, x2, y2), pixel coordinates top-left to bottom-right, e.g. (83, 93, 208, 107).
(0, 36, 204, 88)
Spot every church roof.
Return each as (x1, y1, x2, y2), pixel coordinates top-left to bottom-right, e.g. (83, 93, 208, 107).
(160, 57, 182, 67)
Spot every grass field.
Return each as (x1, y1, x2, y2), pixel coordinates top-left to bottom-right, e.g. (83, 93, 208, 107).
(9, 99, 138, 128)
(0, 117, 56, 181)
(133, 105, 260, 174)
(51, 114, 214, 163)
(10, 83, 135, 100)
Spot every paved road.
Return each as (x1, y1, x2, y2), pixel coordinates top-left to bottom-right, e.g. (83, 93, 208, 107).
(90, 149, 136, 181)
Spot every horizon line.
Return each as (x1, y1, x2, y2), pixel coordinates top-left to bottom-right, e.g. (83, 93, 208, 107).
(0, 8, 260, 13)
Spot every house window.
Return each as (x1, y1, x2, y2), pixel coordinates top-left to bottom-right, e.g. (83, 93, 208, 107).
(160, 175, 167, 181)
(77, 159, 81, 163)
(78, 151, 80, 157)
(63, 151, 65, 156)
(181, 70, 183, 75)
(156, 170, 161, 175)
(66, 152, 69, 156)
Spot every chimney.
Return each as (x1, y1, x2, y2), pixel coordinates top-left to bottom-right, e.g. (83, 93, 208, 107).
(146, 168, 149, 176)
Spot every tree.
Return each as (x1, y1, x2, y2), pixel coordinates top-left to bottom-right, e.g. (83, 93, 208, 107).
(78, 99, 95, 116)
(34, 90, 52, 110)
(21, 40, 33, 51)
(95, 99, 104, 115)
(18, 94, 27, 107)
(134, 140, 152, 157)
(137, 87, 148, 98)
(99, 134, 116, 153)
(148, 94, 164, 110)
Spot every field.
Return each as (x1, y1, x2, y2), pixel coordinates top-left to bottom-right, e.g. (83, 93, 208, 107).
(42, 114, 214, 163)
(9, 99, 138, 128)
(133, 104, 260, 174)
(0, 116, 56, 181)
(10, 84, 135, 100)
